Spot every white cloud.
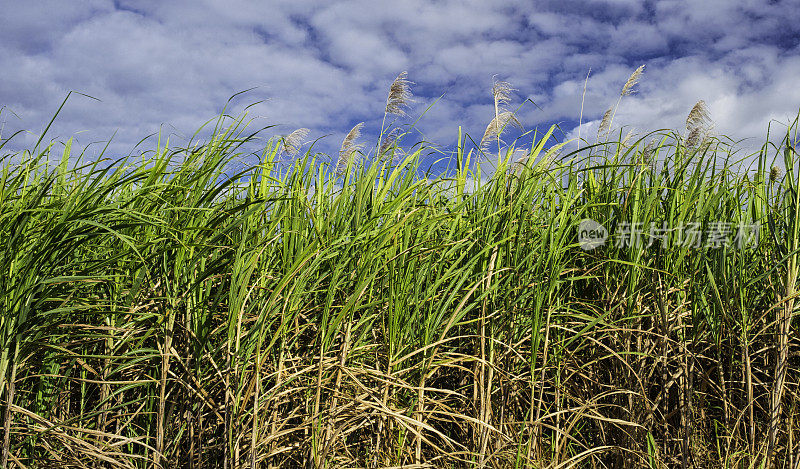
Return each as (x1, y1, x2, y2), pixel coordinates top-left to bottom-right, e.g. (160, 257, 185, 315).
(0, 0, 798, 165)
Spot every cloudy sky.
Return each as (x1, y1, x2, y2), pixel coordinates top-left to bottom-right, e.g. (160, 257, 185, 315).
(1, 0, 799, 167)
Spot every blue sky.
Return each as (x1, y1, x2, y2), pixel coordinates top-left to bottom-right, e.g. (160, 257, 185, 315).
(1, 0, 799, 168)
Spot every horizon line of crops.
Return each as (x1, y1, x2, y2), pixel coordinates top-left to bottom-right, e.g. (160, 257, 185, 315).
(1, 70, 800, 468)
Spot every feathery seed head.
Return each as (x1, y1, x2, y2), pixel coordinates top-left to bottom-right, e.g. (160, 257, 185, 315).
(379, 128, 402, 156)
(621, 129, 636, 148)
(686, 100, 711, 132)
(480, 111, 522, 150)
(512, 148, 529, 164)
(686, 127, 703, 147)
(338, 122, 364, 173)
(620, 65, 645, 96)
(597, 108, 613, 139)
(281, 128, 309, 156)
(385, 71, 414, 117)
(640, 139, 658, 170)
(685, 100, 712, 147)
(492, 76, 515, 109)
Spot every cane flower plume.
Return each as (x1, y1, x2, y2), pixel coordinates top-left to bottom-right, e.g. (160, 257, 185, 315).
(385, 71, 414, 117)
(338, 122, 364, 173)
(281, 128, 309, 157)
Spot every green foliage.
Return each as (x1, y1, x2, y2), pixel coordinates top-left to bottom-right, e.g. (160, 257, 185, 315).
(1, 108, 799, 468)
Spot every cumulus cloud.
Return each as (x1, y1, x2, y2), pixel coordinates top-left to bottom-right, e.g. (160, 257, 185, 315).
(0, 0, 798, 165)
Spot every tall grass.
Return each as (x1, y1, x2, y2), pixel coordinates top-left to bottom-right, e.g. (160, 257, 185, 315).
(1, 88, 800, 468)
